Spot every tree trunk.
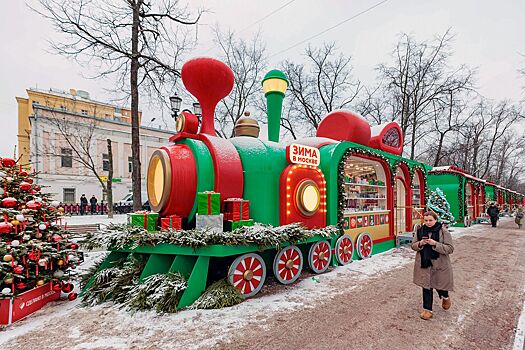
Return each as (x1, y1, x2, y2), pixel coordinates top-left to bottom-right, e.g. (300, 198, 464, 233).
(433, 133, 446, 167)
(107, 139, 114, 218)
(131, 0, 142, 211)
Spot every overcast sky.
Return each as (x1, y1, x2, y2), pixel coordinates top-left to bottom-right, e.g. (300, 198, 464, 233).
(1, 0, 524, 157)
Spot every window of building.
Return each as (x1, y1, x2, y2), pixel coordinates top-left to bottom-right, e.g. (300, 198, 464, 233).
(128, 156, 133, 174)
(32, 100, 40, 106)
(105, 114, 112, 118)
(63, 188, 76, 203)
(114, 107, 122, 114)
(61, 148, 72, 168)
(81, 109, 88, 116)
(60, 105, 67, 112)
(114, 116, 121, 122)
(103, 153, 110, 171)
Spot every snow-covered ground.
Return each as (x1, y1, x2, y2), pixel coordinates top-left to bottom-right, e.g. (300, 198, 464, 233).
(1, 220, 523, 350)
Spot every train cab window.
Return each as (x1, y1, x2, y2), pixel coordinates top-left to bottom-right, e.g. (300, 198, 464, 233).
(343, 156, 387, 214)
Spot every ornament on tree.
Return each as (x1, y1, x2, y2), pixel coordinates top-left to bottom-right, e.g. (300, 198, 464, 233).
(68, 292, 78, 301)
(15, 214, 25, 221)
(38, 223, 47, 231)
(15, 282, 26, 290)
(1, 288, 10, 295)
(50, 200, 60, 208)
(11, 240, 20, 247)
(26, 200, 41, 210)
(1, 158, 16, 167)
(53, 270, 64, 278)
(0, 222, 13, 233)
(19, 182, 31, 191)
(5, 177, 14, 183)
(2, 254, 12, 262)
(62, 283, 73, 293)
(1, 197, 17, 208)
(19, 170, 28, 177)
(38, 258, 48, 267)
(36, 279, 45, 286)
(52, 234, 62, 242)
(52, 282, 62, 292)
(13, 265, 24, 274)
(427, 188, 455, 224)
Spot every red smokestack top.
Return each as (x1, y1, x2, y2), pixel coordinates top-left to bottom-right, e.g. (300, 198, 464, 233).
(181, 58, 234, 136)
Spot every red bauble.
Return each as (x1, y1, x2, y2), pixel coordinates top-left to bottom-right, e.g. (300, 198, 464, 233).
(15, 282, 27, 289)
(62, 283, 74, 293)
(28, 251, 39, 260)
(19, 170, 28, 177)
(1, 158, 16, 167)
(0, 222, 13, 234)
(27, 179, 33, 184)
(19, 182, 31, 191)
(34, 186, 41, 192)
(52, 282, 62, 292)
(69, 243, 79, 250)
(68, 292, 78, 301)
(26, 200, 41, 210)
(13, 265, 24, 274)
(52, 234, 62, 242)
(1, 197, 17, 208)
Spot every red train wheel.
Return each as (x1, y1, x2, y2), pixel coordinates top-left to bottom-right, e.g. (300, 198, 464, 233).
(356, 232, 373, 259)
(335, 236, 353, 265)
(308, 240, 331, 274)
(228, 253, 266, 298)
(273, 246, 303, 284)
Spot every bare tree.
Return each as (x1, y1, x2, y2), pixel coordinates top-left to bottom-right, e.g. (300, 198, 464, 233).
(33, 107, 115, 215)
(33, 0, 201, 211)
(282, 43, 362, 136)
(373, 30, 474, 159)
(212, 28, 268, 138)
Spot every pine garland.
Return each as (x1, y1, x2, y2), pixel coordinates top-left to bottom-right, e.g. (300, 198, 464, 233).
(190, 279, 244, 310)
(125, 272, 186, 313)
(84, 223, 339, 251)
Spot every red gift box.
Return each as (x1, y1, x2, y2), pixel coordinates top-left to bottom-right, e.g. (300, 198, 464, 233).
(224, 198, 250, 222)
(161, 215, 182, 230)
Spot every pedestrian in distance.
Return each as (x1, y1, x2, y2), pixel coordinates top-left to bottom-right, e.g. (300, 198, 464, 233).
(80, 194, 88, 216)
(515, 205, 524, 229)
(90, 195, 98, 214)
(412, 211, 454, 320)
(487, 203, 500, 227)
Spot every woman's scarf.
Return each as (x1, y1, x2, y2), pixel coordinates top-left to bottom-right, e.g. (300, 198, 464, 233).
(416, 222, 442, 268)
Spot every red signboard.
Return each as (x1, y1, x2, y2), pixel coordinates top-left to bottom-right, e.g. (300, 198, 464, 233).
(286, 143, 320, 167)
(0, 283, 60, 325)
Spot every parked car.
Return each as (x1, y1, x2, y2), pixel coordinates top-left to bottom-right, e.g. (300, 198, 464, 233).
(114, 192, 149, 213)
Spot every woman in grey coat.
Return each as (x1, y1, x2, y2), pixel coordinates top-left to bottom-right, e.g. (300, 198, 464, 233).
(411, 211, 454, 320)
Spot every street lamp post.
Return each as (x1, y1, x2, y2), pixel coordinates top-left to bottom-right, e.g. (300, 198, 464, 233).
(262, 70, 288, 142)
(170, 95, 182, 119)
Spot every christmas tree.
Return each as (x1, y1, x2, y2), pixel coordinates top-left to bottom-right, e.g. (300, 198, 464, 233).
(0, 157, 82, 299)
(427, 188, 455, 224)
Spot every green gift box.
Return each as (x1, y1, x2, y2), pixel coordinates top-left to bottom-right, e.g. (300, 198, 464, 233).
(197, 191, 220, 215)
(224, 219, 254, 232)
(129, 211, 159, 231)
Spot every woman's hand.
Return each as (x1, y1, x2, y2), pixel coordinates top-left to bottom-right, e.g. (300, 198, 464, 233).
(418, 239, 427, 247)
(425, 238, 437, 246)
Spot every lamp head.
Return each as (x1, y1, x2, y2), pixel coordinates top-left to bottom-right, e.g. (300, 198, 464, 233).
(170, 95, 182, 113)
(262, 70, 289, 95)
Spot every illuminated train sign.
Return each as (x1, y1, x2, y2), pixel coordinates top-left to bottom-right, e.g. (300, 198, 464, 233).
(286, 143, 321, 167)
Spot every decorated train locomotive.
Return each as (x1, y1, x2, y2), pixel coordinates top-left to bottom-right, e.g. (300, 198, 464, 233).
(107, 57, 428, 302)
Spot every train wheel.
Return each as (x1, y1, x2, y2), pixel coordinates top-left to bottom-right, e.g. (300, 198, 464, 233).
(308, 240, 331, 274)
(356, 232, 373, 259)
(228, 253, 266, 298)
(335, 236, 353, 265)
(273, 246, 303, 284)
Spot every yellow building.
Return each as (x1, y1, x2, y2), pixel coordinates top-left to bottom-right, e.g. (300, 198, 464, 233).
(16, 88, 141, 165)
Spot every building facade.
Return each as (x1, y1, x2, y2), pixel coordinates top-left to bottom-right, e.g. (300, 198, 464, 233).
(16, 88, 174, 203)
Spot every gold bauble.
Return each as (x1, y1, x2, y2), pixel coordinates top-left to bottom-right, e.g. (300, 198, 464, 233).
(58, 207, 65, 213)
(36, 279, 45, 286)
(3, 254, 12, 262)
(10, 220, 20, 226)
(57, 259, 64, 266)
(4, 278, 14, 285)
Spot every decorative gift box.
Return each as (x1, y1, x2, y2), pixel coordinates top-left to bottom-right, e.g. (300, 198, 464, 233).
(197, 191, 220, 215)
(129, 211, 159, 231)
(223, 198, 250, 221)
(160, 215, 182, 230)
(224, 219, 254, 232)
(195, 214, 223, 232)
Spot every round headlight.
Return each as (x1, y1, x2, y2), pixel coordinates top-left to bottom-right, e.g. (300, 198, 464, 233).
(296, 180, 320, 216)
(147, 149, 172, 212)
